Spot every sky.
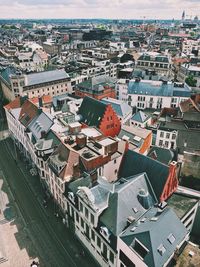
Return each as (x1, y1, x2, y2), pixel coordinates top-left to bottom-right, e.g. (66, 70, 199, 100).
(0, 0, 199, 20)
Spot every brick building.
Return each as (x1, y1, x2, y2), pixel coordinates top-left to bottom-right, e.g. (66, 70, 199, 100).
(75, 75, 116, 100)
(78, 96, 121, 137)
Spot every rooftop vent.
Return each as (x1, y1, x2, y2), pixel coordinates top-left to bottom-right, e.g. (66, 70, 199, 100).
(82, 150, 94, 159)
(127, 216, 136, 224)
(137, 188, 154, 209)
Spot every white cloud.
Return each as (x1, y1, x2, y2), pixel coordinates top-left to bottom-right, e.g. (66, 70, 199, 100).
(0, 0, 199, 19)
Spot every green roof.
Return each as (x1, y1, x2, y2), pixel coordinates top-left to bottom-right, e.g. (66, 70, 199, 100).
(119, 150, 169, 200)
(78, 96, 107, 127)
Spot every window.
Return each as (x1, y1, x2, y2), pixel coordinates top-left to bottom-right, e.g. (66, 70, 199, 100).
(166, 133, 170, 139)
(171, 142, 175, 149)
(160, 131, 164, 138)
(79, 202, 83, 212)
(85, 223, 90, 239)
(91, 214, 94, 224)
(85, 207, 89, 219)
(109, 251, 114, 264)
(167, 234, 175, 244)
(97, 236, 101, 248)
(91, 230, 95, 241)
(76, 212, 79, 223)
(119, 251, 135, 267)
(157, 244, 166, 256)
(165, 141, 169, 147)
(131, 239, 149, 259)
(81, 218, 84, 228)
(159, 140, 163, 146)
(102, 243, 108, 261)
(172, 134, 176, 140)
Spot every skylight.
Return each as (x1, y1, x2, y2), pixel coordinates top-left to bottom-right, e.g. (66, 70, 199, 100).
(167, 233, 176, 244)
(157, 244, 166, 256)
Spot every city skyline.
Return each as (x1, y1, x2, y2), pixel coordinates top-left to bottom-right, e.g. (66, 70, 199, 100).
(0, 0, 199, 20)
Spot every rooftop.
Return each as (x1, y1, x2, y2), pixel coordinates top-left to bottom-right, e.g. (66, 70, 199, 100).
(24, 69, 69, 88)
(101, 97, 132, 118)
(128, 80, 191, 97)
(167, 193, 198, 219)
(120, 207, 188, 267)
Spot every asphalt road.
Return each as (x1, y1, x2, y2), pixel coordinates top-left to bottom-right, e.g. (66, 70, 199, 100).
(0, 92, 98, 267)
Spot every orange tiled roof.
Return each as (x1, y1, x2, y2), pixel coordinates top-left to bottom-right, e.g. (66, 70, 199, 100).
(4, 97, 21, 110)
(29, 95, 52, 106)
(19, 100, 39, 127)
(172, 58, 190, 64)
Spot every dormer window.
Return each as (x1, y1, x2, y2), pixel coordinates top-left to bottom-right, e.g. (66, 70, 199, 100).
(157, 244, 166, 256)
(100, 226, 110, 240)
(167, 233, 175, 244)
(131, 238, 149, 259)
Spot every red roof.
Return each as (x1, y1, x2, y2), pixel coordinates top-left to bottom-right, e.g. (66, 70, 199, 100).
(29, 95, 52, 106)
(19, 100, 39, 127)
(4, 97, 21, 110)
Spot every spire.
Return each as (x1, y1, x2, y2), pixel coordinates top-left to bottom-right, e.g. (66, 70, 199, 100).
(182, 10, 185, 21)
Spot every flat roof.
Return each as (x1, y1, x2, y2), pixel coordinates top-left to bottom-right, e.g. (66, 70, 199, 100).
(25, 69, 69, 87)
(167, 193, 198, 219)
(98, 137, 116, 146)
(81, 127, 102, 138)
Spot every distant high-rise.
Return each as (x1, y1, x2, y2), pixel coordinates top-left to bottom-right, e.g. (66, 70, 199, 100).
(182, 10, 185, 21)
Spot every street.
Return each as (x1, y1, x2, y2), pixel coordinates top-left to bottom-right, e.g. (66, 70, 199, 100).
(0, 92, 98, 267)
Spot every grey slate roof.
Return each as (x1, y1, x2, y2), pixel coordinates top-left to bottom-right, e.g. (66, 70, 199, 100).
(0, 67, 16, 86)
(25, 69, 69, 87)
(120, 207, 188, 267)
(78, 96, 107, 127)
(100, 173, 158, 236)
(131, 111, 149, 123)
(147, 146, 175, 165)
(119, 150, 169, 200)
(128, 81, 191, 97)
(28, 111, 53, 140)
(101, 98, 132, 119)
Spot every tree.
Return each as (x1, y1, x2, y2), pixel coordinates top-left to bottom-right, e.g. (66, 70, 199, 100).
(185, 75, 197, 87)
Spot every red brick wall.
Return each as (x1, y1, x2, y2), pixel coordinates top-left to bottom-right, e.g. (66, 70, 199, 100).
(75, 88, 116, 100)
(160, 161, 178, 202)
(81, 154, 111, 171)
(139, 132, 152, 155)
(99, 105, 121, 137)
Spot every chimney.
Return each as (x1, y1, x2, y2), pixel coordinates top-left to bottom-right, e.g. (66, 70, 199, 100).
(38, 96, 43, 108)
(41, 130, 46, 139)
(76, 134, 87, 148)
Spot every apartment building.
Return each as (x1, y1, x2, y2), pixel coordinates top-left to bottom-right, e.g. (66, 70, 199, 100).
(0, 68, 72, 100)
(64, 169, 188, 267)
(17, 49, 48, 72)
(75, 75, 116, 100)
(4, 96, 198, 267)
(119, 80, 191, 110)
(136, 52, 171, 77)
(182, 39, 200, 56)
(177, 64, 200, 87)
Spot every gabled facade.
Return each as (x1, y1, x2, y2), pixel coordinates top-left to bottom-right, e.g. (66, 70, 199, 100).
(78, 96, 121, 137)
(119, 150, 178, 202)
(64, 175, 188, 267)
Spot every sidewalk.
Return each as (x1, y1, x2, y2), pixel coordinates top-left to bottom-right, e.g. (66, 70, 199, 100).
(0, 175, 39, 267)
(7, 138, 98, 267)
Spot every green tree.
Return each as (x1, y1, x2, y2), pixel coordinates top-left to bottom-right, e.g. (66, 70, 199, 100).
(185, 75, 197, 87)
